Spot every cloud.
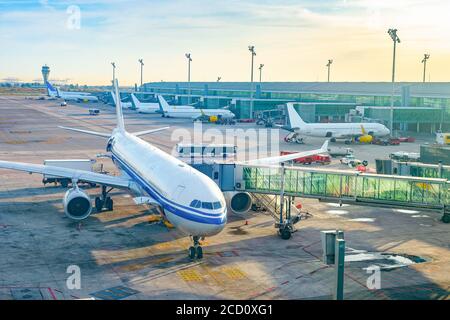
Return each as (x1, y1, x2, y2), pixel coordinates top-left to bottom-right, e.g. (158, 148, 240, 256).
(1, 0, 450, 84)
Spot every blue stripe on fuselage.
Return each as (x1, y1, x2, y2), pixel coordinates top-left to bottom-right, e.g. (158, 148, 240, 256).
(111, 152, 225, 226)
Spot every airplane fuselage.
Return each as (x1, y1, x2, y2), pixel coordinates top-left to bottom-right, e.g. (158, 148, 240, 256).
(164, 109, 235, 119)
(137, 104, 160, 114)
(293, 122, 390, 139)
(109, 130, 227, 236)
(61, 94, 99, 102)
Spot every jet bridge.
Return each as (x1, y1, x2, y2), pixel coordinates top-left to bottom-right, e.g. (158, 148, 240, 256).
(234, 163, 450, 222)
(191, 162, 450, 239)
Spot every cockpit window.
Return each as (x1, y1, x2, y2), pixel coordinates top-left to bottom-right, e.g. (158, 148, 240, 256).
(201, 202, 213, 210)
(190, 200, 202, 208)
(190, 200, 198, 207)
(190, 200, 222, 210)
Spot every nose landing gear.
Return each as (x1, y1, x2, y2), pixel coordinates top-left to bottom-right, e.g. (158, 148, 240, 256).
(188, 236, 203, 259)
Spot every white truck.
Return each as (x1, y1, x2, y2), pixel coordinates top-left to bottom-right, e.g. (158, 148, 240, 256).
(42, 159, 97, 188)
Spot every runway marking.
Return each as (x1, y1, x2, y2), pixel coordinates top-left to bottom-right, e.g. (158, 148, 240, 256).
(177, 269, 203, 282)
(222, 266, 246, 280)
(118, 257, 173, 272)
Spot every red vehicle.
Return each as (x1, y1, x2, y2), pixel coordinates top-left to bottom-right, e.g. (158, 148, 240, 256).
(238, 118, 256, 123)
(371, 138, 400, 146)
(398, 137, 416, 143)
(280, 152, 331, 165)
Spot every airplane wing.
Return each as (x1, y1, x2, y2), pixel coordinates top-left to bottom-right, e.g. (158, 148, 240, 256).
(0, 160, 131, 189)
(244, 140, 329, 165)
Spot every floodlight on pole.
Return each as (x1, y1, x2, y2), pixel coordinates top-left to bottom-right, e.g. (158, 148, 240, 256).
(138, 59, 144, 91)
(111, 62, 116, 88)
(185, 53, 192, 104)
(248, 45, 256, 119)
(258, 64, 264, 83)
(326, 59, 333, 82)
(387, 28, 400, 135)
(421, 54, 430, 83)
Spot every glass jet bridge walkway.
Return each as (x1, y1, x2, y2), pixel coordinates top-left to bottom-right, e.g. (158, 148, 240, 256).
(234, 164, 450, 223)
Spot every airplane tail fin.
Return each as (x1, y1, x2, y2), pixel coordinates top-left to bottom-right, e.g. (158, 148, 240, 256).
(110, 91, 117, 105)
(360, 124, 367, 135)
(130, 93, 141, 110)
(157, 95, 174, 113)
(320, 140, 329, 153)
(286, 103, 306, 129)
(113, 79, 125, 132)
(45, 81, 57, 97)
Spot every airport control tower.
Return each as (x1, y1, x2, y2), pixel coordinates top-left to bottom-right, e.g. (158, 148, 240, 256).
(41, 65, 50, 84)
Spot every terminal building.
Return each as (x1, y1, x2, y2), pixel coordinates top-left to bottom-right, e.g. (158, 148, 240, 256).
(142, 82, 450, 133)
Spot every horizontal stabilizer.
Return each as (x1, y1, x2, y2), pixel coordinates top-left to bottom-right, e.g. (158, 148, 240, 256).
(58, 126, 111, 138)
(132, 126, 169, 137)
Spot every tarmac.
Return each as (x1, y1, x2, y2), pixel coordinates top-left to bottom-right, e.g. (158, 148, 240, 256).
(0, 96, 448, 300)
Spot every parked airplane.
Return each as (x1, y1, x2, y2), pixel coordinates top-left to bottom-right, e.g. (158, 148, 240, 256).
(284, 103, 390, 143)
(46, 81, 99, 102)
(130, 93, 161, 114)
(0, 81, 329, 258)
(110, 91, 132, 109)
(157, 95, 235, 120)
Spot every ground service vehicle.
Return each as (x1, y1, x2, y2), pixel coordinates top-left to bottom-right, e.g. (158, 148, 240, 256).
(340, 154, 368, 167)
(436, 132, 450, 145)
(42, 159, 97, 187)
(280, 151, 331, 165)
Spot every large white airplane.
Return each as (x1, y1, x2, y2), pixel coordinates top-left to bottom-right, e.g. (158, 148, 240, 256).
(284, 103, 390, 143)
(46, 81, 99, 102)
(0, 80, 329, 258)
(130, 93, 161, 114)
(110, 91, 132, 109)
(157, 95, 235, 120)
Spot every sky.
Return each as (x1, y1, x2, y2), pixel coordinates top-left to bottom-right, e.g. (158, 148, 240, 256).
(1, 0, 450, 85)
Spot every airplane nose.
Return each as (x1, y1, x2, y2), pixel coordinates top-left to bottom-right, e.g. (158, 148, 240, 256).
(205, 218, 226, 236)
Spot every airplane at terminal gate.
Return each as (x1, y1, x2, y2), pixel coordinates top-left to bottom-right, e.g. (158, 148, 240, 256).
(0, 80, 330, 259)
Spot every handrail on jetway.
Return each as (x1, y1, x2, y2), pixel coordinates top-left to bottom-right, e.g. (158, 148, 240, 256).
(234, 163, 450, 222)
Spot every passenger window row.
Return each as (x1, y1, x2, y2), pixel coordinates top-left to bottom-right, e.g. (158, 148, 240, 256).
(190, 200, 222, 210)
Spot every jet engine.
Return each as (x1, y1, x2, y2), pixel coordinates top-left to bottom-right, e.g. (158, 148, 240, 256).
(223, 191, 253, 215)
(358, 134, 373, 144)
(63, 187, 92, 220)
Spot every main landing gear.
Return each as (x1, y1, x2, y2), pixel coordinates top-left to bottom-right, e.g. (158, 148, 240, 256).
(188, 236, 203, 259)
(95, 185, 114, 212)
